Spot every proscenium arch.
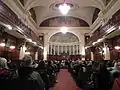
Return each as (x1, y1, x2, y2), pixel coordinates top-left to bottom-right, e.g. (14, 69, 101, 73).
(48, 30, 81, 43)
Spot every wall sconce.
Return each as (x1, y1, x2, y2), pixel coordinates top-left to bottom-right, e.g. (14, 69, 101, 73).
(6, 25, 12, 30)
(115, 46, 120, 50)
(26, 38, 32, 42)
(0, 43, 5, 47)
(99, 51, 102, 54)
(9, 45, 15, 49)
(25, 51, 30, 55)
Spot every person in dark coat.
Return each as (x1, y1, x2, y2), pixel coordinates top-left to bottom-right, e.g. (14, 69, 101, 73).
(37, 61, 51, 90)
(16, 55, 45, 90)
(96, 62, 111, 90)
(0, 57, 15, 90)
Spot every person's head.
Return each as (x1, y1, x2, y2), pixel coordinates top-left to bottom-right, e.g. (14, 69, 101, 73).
(38, 61, 46, 69)
(0, 57, 8, 69)
(98, 62, 107, 71)
(21, 55, 33, 67)
(115, 60, 120, 70)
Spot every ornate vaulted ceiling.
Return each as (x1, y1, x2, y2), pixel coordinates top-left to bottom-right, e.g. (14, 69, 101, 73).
(18, 0, 109, 26)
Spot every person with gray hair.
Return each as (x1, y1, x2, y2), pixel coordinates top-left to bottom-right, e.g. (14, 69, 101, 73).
(17, 55, 45, 90)
(0, 57, 8, 69)
(0, 57, 11, 80)
(20, 55, 33, 67)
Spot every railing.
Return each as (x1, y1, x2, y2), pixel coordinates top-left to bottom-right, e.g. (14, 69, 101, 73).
(86, 8, 120, 46)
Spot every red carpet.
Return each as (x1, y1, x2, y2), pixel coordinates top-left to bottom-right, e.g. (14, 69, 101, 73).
(50, 69, 82, 90)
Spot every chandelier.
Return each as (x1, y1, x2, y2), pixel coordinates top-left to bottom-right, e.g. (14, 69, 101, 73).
(58, 0, 71, 15)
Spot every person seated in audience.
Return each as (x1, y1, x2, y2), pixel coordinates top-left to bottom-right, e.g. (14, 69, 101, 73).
(17, 55, 45, 90)
(111, 60, 120, 74)
(32, 60, 39, 68)
(46, 61, 56, 87)
(96, 62, 111, 90)
(0, 57, 15, 90)
(110, 60, 120, 88)
(37, 60, 51, 90)
(0, 57, 9, 79)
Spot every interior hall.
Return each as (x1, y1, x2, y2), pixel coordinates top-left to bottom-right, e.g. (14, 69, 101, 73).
(0, 0, 120, 90)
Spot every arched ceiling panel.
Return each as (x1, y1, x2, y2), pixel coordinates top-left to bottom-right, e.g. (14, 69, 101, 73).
(49, 32, 79, 43)
(22, 0, 106, 27)
(34, 6, 96, 26)
(40, 16, 89, 27)
(24, 0, 104, 10)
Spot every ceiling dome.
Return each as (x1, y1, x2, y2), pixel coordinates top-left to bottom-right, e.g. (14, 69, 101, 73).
(49, 32, 79, 43)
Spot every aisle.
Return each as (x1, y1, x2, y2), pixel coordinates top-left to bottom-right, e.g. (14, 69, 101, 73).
(50, 69, 82, 90)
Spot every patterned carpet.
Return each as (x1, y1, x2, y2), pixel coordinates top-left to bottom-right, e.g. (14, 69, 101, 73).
(50, 69, 82, 90)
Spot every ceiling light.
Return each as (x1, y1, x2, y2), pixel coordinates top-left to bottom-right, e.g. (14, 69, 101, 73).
(6, 25, 12, 30)
(106, 26, 116, 34)
(100, 51, 102, 54)
(27, 38, 32, 42)
(92, 42, 96, 45)
(60, 26, 68, 34)
(97, 38, 103, 42)
(58, 3, 71, 15)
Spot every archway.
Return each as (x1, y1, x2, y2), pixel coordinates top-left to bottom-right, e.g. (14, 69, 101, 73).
(48, 32, 81, 60)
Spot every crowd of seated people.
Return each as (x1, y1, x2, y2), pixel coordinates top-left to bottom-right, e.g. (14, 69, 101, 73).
(0, 55, 61, 90)
(1, 56, 120, 90)
(67, 60, 120, 90)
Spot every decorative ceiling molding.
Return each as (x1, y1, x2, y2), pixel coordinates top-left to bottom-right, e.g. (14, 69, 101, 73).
(92, 0, 105, 10)
(89, 0, 119, 35)
(38, 27, 90, 31)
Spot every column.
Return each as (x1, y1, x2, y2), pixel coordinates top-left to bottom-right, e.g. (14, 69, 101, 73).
(57, 45, 59, 55)
(50, 44, 52, 55)
(65, 45, 67, 53)
(43, 47, 47, 60)
(69, 45, 71, 55)
(35, 51, 38, 60)
(19, 44, 26, 60)
(79, 44, 81, 55)
(75, 45, 76, 55)
(81, 46, 85, 61)
(61, 45, 63, 53)
(54, 45, 56, 55)
(73, 45, 75, 55)
(47, 44, 49, 55)
(76, 45, 78, 55)
(103, 44, 110, 60)
(91, 52, 94, 61)
(71, 45, 73, 55)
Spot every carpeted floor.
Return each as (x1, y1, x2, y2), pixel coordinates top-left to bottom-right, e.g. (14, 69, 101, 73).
(50, 69, 82, 90)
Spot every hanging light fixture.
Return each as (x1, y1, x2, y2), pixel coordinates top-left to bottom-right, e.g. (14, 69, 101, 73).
(58, 0, 71, 15)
